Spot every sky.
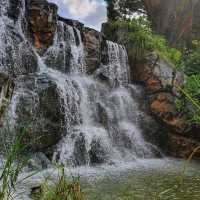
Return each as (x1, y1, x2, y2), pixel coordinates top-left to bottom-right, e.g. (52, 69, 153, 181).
(48, 0, 107, 31)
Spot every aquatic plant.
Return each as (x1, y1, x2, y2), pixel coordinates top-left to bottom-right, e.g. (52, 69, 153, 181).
(31, 166, 84, 200)
(0, 125, 29, 200)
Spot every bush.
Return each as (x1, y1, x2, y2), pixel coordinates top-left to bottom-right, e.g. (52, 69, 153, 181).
(0, 125, 30, 200)
(183, 40, 200, 75)
(177, 75, 200, 124)
(103, 17, 182, 67)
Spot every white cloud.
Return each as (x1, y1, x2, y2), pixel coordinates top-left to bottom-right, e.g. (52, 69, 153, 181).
(57, 0, 100, 19)
(48, 0, 107, 30)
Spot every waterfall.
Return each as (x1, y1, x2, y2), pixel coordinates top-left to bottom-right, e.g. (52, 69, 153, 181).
(30, 19, 155, 166)
(96, 41, 130, 87)
(40, 26, 154, 166)
(0, 0, 158, 168)
(44, 21, 86, 74)
(0, 0, 11, 70)
(54, 76, 154, 166)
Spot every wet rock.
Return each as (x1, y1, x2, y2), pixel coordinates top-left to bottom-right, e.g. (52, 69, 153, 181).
(27, 0, 58, 53)
(83, 27, 104, 74)
(7, 0, 21, 20)
(97, 102, 109, 129)
(15, 75, 65, 151)
(27, 152, 52, 171)
(167, 133, 200, 159)
(0, 73, 14, 126)
(89, 139, 108, 165)
(17, 41, 38, 74)
(73, 132, 88, 166)
(58, 16, 84, 31)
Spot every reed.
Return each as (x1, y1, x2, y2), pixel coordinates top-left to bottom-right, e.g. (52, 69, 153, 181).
(0, 125, 29, 200)
(32, 166, 84, 200)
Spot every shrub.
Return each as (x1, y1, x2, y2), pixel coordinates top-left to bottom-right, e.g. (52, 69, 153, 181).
(31, 166, 84, 200)
(177, 75, 200, 124)
(183, 40, 200, 75)
(0, 125, 30, 200)
(103, 17, 182, 67)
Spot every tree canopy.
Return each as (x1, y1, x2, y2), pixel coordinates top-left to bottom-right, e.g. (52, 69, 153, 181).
(104, 0, 145, 21)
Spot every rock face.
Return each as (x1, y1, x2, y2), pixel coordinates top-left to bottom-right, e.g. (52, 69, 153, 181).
(14, 75, 65, 151)
(167, 133, 200, 158)
(0, 73, 14, 126)
(143, 0, 198, 46)
(131, 52, 200, 157)
(27, 0, 58, 53)
(83, 27, 104, 74)
(133, 52, 185, 132)
(193, 0, 200, 40)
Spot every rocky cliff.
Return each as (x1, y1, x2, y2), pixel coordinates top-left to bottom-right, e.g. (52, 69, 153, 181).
(143, 0, 199, 46)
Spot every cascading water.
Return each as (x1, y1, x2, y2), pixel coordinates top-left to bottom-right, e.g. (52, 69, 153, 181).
(0, 0, 38, 127)
(96, 41, 130, 88)
(40, 21, 155, 166)
(44, 21, 86, 73)
(0, 0, 157, 169)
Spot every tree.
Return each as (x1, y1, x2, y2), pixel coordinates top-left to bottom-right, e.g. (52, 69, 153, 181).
(104, 0, 120, 21)
(118, 0, 145, 18)
(104, 0, 145, 21)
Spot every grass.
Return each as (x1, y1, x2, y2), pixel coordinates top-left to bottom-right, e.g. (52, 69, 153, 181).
(0, 125, 29, 200)
(0, 119, 85, 200)
(31, 166, 84, 200)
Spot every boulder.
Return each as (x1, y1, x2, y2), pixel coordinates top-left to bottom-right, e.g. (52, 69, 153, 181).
(133, 52, 182, 92)
(14, 75, 65, 151)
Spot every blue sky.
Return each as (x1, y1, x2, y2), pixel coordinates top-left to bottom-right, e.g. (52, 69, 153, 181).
(48, 0, 107, 30)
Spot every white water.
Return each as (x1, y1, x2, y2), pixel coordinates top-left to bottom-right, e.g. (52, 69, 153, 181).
(39, 21, 154, 167)
(0, 0, 157, 168)
(44, 21, 86, 73)
(96, 41, 130, 87)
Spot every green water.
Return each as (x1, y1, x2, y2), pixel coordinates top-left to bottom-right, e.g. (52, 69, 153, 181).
(81, 159, 200, 200)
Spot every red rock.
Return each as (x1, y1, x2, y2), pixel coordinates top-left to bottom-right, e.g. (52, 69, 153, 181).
(27, 0, 58, 53)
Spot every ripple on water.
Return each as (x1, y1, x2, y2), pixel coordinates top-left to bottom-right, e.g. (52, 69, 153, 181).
(12, 158, 200, 200)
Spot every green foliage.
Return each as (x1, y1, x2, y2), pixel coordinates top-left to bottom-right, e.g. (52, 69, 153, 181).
(104, 18, 182, 66)
(177, 75, 200, 124)
(32, 166, 84, 200)
(104, 0, 120, 21)
(104, 0, 145, 20)
(0, 125, 30, 200)
(183, 40, 200, 75)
